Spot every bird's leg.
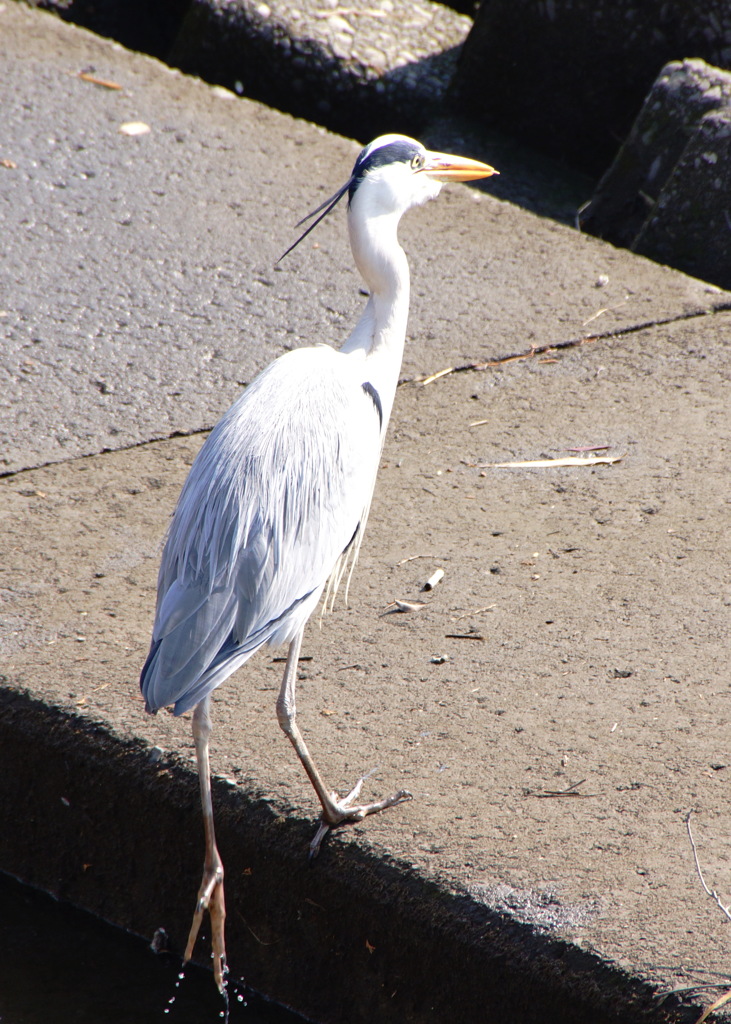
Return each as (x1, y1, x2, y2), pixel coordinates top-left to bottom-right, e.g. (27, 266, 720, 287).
(276, 631, 412, 857)
(185, 696, 227, 992)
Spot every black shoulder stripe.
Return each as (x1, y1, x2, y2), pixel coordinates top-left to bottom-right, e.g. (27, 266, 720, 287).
(343, 522, 360, 555)
(361, 381, 383, 429)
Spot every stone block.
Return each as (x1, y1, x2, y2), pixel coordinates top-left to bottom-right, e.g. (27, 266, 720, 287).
(168, 0, 472, 141)
(580, 59, 731, 248)
(451, 0, 731, 173)
(632, 108, 731, 289)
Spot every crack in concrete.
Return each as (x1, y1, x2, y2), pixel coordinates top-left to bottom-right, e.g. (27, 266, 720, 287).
(407, 301, 731, 385)
(2, 302, 728, 482)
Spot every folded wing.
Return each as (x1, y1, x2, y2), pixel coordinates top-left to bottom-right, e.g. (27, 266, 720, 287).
(140, 345, 383, 716)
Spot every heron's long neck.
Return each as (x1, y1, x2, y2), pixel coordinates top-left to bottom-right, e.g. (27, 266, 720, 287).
(340, 209, 410, 369)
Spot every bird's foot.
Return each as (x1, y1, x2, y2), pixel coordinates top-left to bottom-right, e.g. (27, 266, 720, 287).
(184, 859, 228, 993)
(309, 771, 412, 858)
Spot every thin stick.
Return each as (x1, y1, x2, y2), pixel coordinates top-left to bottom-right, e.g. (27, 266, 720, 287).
(528, 779, 593, 798)
(695, 988, 731, 1024)
(453, 604, 495, 621)
(486, 455, 623, 469)
(686, 812, 731, 924)
(420, 366, 455, 386)
(77, 71, 123, 90)
(581, 298, 628, 328)
(381, 599, 426, 615)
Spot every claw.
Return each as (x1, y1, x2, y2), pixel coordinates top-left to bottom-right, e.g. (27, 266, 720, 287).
(309, 819, 332, 860)
(309, 779, 413, 858)
(338, 766, 380, 808)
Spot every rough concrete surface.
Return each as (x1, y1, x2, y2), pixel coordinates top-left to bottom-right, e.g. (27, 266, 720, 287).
(1, 5, 731, 1023)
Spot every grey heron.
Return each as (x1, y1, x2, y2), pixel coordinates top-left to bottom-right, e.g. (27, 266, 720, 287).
(140, 134, 497, 989)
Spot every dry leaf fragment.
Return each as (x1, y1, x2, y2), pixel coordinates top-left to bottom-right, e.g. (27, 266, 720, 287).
(396, 553, 435, 566)
(420, 366, 454, 386)
(695, 987, 731, 1023)
(79, 71, 122, 90)
(383, 599, 426, 614)
(454, 604, 495, 621)
(487, 455, 623, 469)
(527, 779, 593, 798)
(118, 121, 151, 136)
(1, 158, 17, 169)
(582, 298, 628, 327)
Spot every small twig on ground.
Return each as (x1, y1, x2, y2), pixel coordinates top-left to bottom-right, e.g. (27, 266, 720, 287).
(415, 341, 591, 386)
(396, 553, 437, 566)
(419, 366, 456, 385)
(581, 298, 629, 328)
(695, 989, 731, 1024)
(526, 779, 594, 798)
(685, 812, 731, 1023)
(406, 307, 731, 389)
(381, 599, 426, 615)
(686, 812, 731, 924)
(485, 454, 623, 469)
(453, 604, 495, 621)
(78, 71, 123, 90)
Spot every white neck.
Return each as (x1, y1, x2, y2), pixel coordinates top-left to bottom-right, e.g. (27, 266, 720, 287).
(339, 204, 411, 423)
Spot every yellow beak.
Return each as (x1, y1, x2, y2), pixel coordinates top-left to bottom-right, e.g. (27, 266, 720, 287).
(421, 151, 498, 182)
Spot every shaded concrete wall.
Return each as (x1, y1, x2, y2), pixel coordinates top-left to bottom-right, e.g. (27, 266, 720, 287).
(452, 0, 731, 174)
(0, 688, 668, 1024)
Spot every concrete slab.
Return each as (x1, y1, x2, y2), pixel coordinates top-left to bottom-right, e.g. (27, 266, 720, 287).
(1, 5, 730, 1023)
(1, 3, 723, 476)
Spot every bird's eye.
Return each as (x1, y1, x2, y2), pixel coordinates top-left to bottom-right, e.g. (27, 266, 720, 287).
(411, 153, 425, 170)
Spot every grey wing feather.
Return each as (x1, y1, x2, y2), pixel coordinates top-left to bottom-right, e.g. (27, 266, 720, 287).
(140, 345, 382, 716)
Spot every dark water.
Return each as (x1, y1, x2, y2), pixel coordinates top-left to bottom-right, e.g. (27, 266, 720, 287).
(0, 873, 307, 1024)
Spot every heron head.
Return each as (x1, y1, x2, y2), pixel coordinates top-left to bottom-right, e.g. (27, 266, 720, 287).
(277, 134, 497, 262)
(347, 134, 497, 216)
